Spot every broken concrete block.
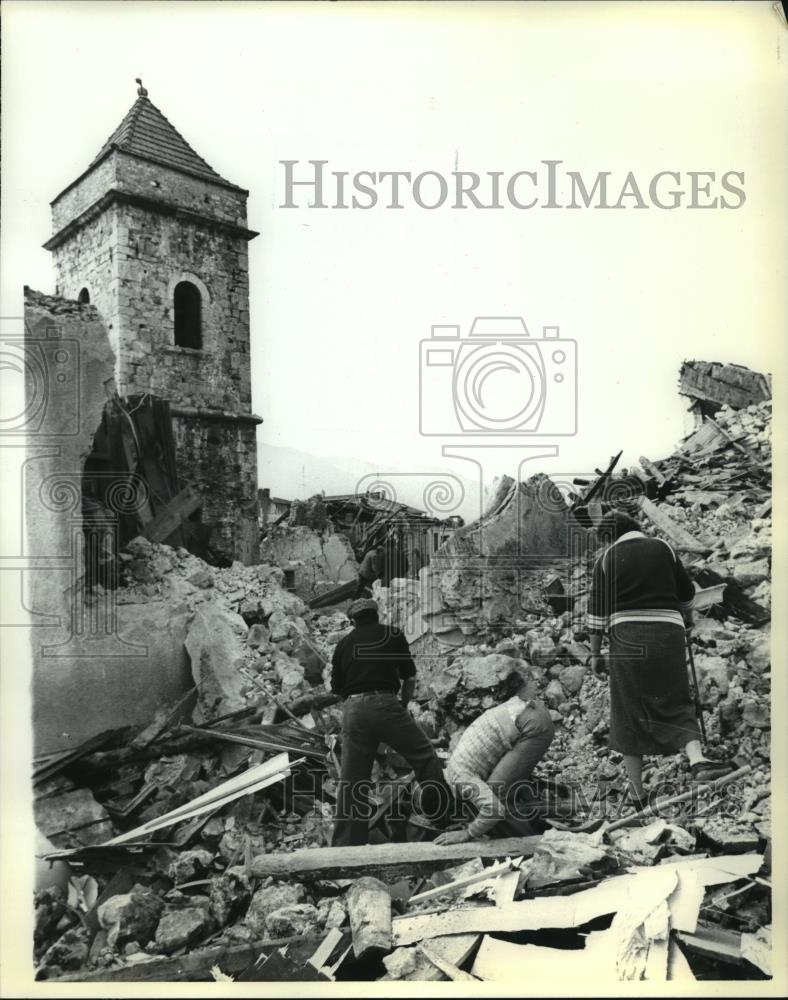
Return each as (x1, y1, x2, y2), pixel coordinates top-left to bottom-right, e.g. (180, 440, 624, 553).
(34, 887, 67, 957)
(563, 641, 591, 664)
(692, 619, 730, 644)
(696, 655, 730, 696)
(37, 926, 89, 974)
(732, 558, 770, 587)
(154, 906, 212, 953)
(559, 664, 587, 695)
(244, 880, 306, 936)
(98, 885, 164, 949)
(526, 630, 558, 667)
(383, 946, 419, 979)
(729, 534, 771, 561)
(246, 623, 270, 649)
(457, 653, 522, 690)
(319, 899, 347, 929)
(209, 866, 251, 927)
(265, 903, 320, 937)
(741, 697, 770, 729)
(544, 679, 565, 709)
(695, 818, 760, 853)
(273, 653, 307, 699)
(526, 828, 609, 889)
(34, 788, 114, 848)
(288, 634, 326, 685)
(168, 848, 214, 884)
(185, 603, 249, 717)
(746, 636, 770, 673)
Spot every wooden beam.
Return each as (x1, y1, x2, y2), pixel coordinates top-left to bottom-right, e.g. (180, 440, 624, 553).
(140, 485, 201, 544)
(638, 497, 712, 554)
(639, 455, 666, 484)
(347, 877, 392, 959)
(251, 836, 542, 882)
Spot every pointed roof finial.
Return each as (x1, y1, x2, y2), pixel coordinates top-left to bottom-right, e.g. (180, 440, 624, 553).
(135, 77, 148, 98)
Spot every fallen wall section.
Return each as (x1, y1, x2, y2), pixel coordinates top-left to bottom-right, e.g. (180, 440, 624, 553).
(24, 289, 193, 753)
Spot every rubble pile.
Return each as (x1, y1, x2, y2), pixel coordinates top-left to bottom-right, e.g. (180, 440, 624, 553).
(118, 537, 334, 713)
(32, 366, 772, 984)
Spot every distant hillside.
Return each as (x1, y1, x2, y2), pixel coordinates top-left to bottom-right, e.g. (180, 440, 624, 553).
(257, 442, 482, 521)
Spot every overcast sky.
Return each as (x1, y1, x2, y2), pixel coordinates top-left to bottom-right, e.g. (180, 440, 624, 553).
(2, 1, 785, 518)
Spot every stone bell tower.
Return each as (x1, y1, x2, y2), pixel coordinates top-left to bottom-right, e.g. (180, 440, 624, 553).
(44, 80, 262, 561)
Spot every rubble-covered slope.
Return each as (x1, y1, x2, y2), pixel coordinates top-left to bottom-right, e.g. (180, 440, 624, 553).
(32, 397, 772, 983)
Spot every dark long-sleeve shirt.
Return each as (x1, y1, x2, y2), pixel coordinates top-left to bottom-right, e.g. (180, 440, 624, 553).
(330, 622, 417, 697)
(587, 530, 695, 634)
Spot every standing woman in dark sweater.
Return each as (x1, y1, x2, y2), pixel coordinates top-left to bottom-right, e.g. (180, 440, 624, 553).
(587, 511, 733, 805)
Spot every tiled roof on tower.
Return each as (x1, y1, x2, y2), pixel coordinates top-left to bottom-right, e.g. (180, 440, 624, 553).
(89, 81, 238, 188)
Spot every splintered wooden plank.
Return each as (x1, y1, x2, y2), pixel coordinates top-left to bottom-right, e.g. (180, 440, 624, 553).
(407, 858, 520, 907)
(140, 485, 201, 543)
(250, 836, 541, 882)
(418, 942, 479, 981)
(393, 855, 763, 947)
(306, 928, 344, 972)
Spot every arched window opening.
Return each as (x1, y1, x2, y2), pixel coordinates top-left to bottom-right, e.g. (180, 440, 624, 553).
(174, 281, 202, 349)
(78, 288, 90, 304)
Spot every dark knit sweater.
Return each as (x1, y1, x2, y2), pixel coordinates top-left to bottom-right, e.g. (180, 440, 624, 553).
(587, 531, 695, 634)
(330, 622, 416, 697)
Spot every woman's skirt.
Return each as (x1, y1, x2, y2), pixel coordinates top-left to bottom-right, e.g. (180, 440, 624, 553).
(608, 620, 700, 755)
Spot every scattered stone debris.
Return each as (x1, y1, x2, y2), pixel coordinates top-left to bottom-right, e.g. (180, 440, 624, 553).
(33, 362, 772, 983)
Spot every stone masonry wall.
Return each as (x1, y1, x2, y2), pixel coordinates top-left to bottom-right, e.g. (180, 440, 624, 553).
(50, 155, 119, 232)
(115, 154, 249, 224)
(54, 203, 252, 411)
(51, 151, 248, 232)
(172, 415, 258, 561)
(51, 207, 121, 349)
(48, 145, 259, 566)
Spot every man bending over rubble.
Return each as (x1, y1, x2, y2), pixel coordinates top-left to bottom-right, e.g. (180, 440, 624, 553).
(330, 598, 450, 846)
(433, 672, 554, 846)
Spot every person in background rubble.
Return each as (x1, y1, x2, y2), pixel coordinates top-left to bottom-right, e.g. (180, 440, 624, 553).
(587, 510, 734, 807)
(353, 543, 384, 598)
(330, 598, 450, 846)
(433, 672, 554, 845)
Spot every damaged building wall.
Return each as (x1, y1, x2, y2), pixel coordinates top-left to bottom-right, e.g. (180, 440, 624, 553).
(259, 525, 358, 602)
(24, 290, 193, 754)
(420, 474, 577, 640)
(679, 360, 772, 418)
(43, 93, 262, 563)
(170, 414, 259, 564)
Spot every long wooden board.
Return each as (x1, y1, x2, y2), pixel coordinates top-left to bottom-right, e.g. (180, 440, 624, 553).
(251, 836, 541, 882)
